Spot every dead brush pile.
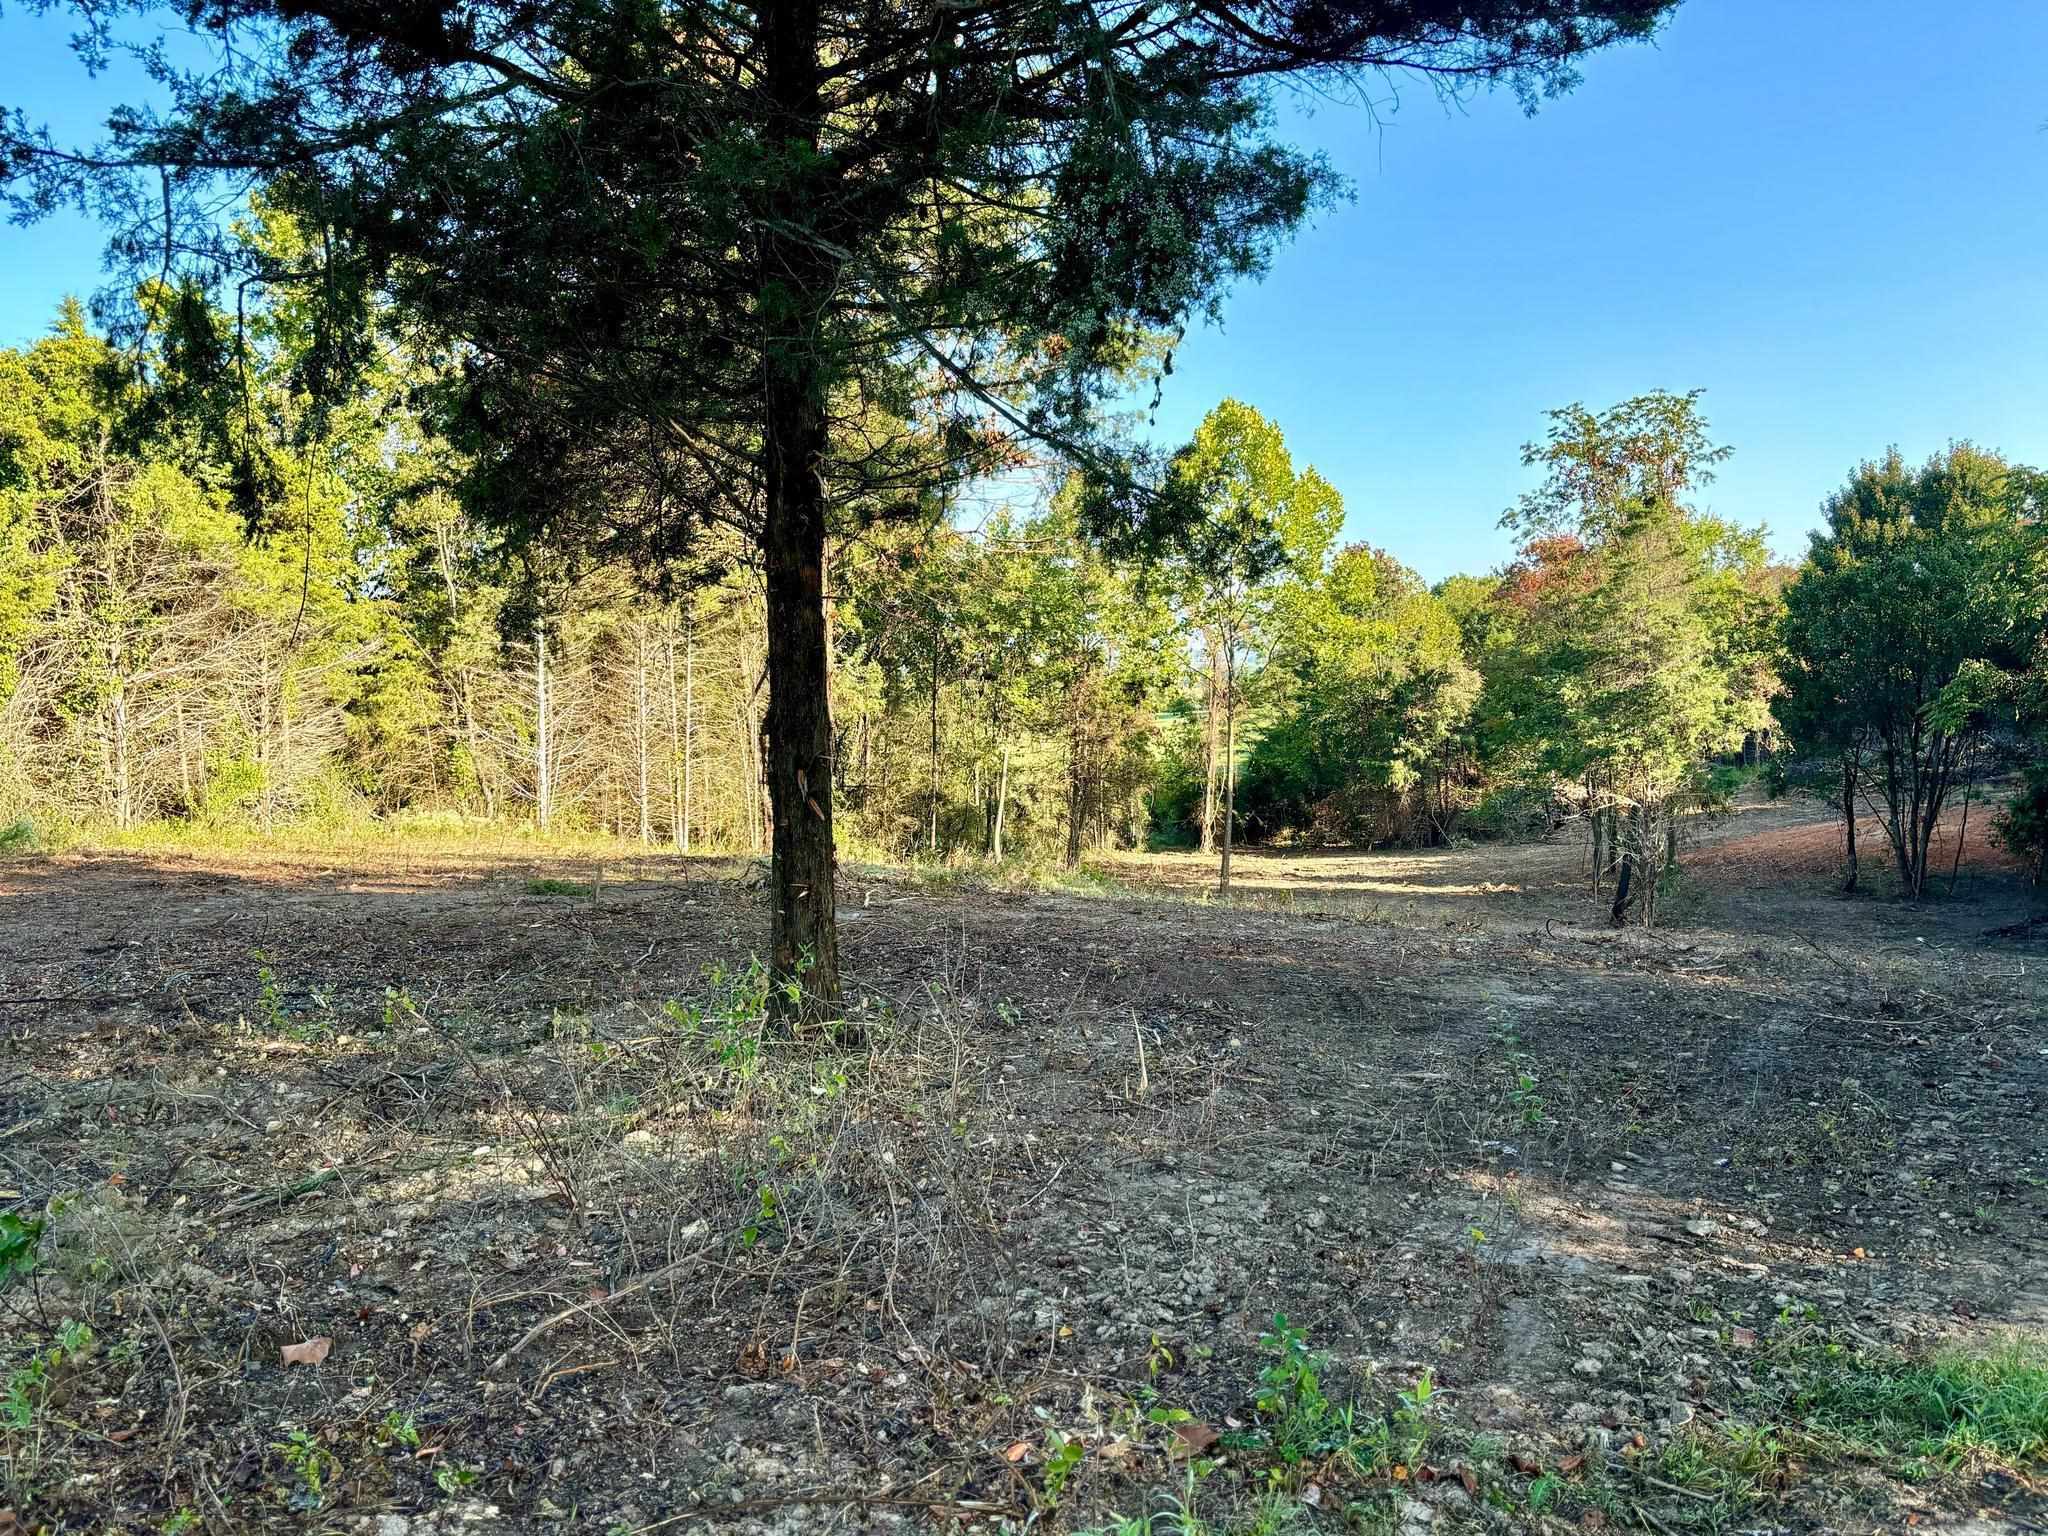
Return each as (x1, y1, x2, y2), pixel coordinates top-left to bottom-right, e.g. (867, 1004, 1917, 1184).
(0, 958, 1079, 1533)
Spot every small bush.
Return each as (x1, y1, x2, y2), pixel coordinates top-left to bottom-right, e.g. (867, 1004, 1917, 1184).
(1465, 785, 1555, 841)
(0, 818, 36, 854)
(1993, 761, 2048, 884)
(525, 877, 594, 897)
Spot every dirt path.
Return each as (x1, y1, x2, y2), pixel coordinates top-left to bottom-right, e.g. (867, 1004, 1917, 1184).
(1, 806, 2043, 1535)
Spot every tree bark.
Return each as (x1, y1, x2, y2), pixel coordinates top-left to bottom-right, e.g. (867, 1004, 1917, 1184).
(759, 0, 840, 1028)
(1608, 800, 1653, 925)
(665, 625, 683, 850)
(1608, 815, 1635, 924)
(682, 613, 694, 852)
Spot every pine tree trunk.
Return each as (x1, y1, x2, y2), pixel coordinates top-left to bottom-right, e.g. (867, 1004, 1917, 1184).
(759, 0, 840, 1027)
(682, 616, 695, 852)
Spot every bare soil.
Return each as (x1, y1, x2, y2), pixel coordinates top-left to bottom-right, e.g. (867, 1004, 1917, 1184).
(2, 794, 2043, 1536)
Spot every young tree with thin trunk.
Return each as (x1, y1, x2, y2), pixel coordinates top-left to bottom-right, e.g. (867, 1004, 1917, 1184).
(1163, 401, 1341, 891)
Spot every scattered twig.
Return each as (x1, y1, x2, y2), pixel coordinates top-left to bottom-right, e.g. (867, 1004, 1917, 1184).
(1610, 1459, 1723, 1502)
(0, 992, 143, 1008)
(216, 1167, 340, 1219)
(489, 1231, 719, 1375)
(1795, 931, 1854, 975)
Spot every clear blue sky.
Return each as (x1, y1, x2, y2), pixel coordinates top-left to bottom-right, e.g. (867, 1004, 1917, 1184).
(5, 0, 2046, 582)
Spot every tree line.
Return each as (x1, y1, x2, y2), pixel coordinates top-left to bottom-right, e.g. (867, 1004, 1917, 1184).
(7, 285, 2043, 926)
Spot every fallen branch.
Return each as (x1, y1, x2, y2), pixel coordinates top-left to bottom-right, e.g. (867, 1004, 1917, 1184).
(216, 1167, 340, 1218)
(1608, 1458, 1723, 1502)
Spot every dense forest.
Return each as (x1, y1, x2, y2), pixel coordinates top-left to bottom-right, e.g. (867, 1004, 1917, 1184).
(6, 280, 2045, 918)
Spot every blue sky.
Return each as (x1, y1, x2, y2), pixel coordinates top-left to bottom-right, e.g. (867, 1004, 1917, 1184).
(5, 0, 2046, 582)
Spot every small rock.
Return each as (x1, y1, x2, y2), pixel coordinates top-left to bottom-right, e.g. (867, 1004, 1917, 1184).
(1572, 1356, 1603, 1378)
(1664, 1402, 1695, 1429)
(621, 1129, 658, 1150)
(1683, 1219, 1718, 1239)
(1610, 1161, 1628, 1174)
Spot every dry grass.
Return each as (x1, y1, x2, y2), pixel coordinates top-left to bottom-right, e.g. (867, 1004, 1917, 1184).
(1, 796, 2043, 1534)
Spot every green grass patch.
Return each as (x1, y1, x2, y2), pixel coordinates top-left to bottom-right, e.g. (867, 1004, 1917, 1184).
(1609, 1336, 2048, 1529)
(525, 877, 595, 897)
(1649, 1420, 1789, 1510)
(1782, 1334, 2048, 1469)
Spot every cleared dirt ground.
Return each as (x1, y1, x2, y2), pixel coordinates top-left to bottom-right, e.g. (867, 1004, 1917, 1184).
(1, 794, 2043, 1536)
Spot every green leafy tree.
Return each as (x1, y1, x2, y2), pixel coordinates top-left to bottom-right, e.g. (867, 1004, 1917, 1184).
(1496, 391, 1769, 923)
(1243, 545, 1480, 845)
(1164, 400, 1341, 889)
(1780, 445, 2043, 898)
